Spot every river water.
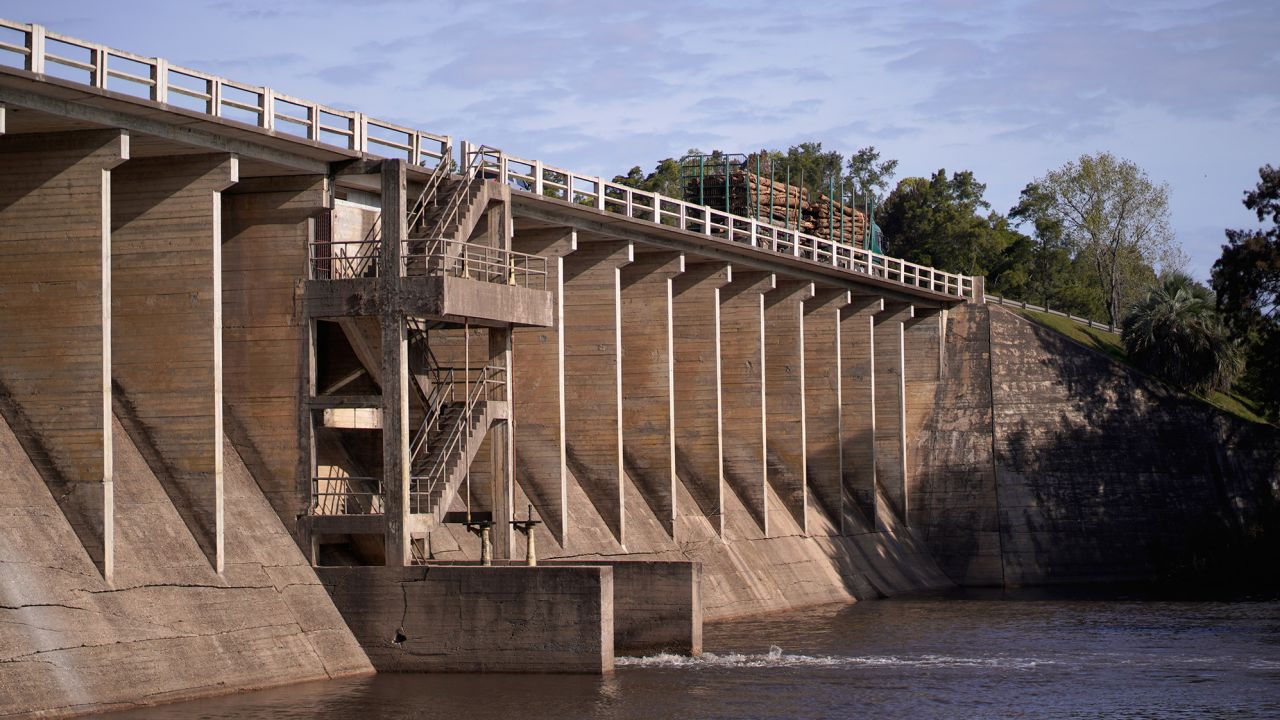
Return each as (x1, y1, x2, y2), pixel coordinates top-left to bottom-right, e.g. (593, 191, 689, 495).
(102, 591, 1280, 720)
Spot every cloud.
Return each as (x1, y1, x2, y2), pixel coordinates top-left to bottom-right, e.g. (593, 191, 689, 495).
(867, 0, 1279, 139)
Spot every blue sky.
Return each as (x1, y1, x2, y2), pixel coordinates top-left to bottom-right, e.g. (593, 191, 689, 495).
(6, 0, 1275, 279)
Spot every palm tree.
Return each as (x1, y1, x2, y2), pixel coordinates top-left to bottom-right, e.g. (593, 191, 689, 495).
(1122, 272, 1242, 393)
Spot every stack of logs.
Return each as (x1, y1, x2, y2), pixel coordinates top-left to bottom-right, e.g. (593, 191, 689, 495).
(685, 171, 867, 247)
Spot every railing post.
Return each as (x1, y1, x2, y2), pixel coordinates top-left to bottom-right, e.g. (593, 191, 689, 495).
(93, 46, 107, 89)
(261, 88, 274, 130)
(354, 112, 367, 153)
(152, 58, 168, 103)
(534, 160, 544, 196)
(209, 78, 221, 116)
(27, 24, 45, 74)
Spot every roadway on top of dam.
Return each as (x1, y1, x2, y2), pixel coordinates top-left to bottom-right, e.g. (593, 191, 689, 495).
(0, 19, 970, 308)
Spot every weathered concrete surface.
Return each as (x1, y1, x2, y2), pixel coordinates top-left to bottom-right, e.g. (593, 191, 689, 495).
(719, 272, 773, 535)
(839, 298, 881, 530)
(0, 412, 372, 719)
(544, 560, 701, 656)
(803, 290, 849, 533)
(317, 565, 613, 673)
(873, 302, 912, 529)
(913, 304, 1280, 587)
(909, 305, 1003, 586)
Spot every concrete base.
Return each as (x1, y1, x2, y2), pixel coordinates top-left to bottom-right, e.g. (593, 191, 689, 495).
(427, 559, 702, 656)
(317, 565, 614, 674)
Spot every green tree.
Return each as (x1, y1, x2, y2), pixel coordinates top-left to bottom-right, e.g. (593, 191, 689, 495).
(845, 146, 898, 207)
(879, 169, 1013, 276)
(1122, 272, 1241, 394)
(1033, 153, 1179, 326)
(1211, 164, 1280, 419)
(1009, 181, 1079, 310)
(612, 156, 683, 197)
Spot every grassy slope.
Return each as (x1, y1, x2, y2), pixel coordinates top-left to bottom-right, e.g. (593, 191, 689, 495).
(1012, 307, 1272, 426)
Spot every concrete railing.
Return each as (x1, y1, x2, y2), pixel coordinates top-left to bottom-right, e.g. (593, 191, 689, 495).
(0, 18, 974, 301)
(467, 143, 973, 299)
(985, 294, 1119, 334)
(0, 19, 451, 167)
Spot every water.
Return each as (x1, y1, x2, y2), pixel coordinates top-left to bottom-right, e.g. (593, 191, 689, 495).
(101, 592, 1280, 720)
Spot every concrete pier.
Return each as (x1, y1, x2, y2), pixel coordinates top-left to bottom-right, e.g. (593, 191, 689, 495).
(620, 252, 684, 538)
(874, 302, 913, 529)
(563, 240, 633, 546)
(672, 262, 732, 536)
(111, 153, 238, 572)
(0, 129, 127, 580)
(764, 279, 814, 533)
(839, 297, 882, 530)
(803, 289, 850, 533)
(719, 271, 774, 535)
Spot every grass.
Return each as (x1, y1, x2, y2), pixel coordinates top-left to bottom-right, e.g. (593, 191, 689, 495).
(1012, 307, 1273, 426)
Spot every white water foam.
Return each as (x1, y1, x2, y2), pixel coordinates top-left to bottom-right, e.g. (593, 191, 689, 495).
(617, 645, 1051, 670)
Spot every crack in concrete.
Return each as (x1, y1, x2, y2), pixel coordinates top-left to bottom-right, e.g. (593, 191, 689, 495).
(0, 620, 310, 666)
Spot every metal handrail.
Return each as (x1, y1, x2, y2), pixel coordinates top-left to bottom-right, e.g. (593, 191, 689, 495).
(984, 294, 1120, 334)
(405, 237, 548, 290)
(409, 364, 503, 513)
(423, 145, 493, 241)
(407, 157, 452, 234)
(310, 476, 384, 515)
(409, 366, 455, 463)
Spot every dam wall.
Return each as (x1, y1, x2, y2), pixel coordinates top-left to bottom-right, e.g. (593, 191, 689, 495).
(0, 410, 372, 719)
(912, 304, 1280, 587)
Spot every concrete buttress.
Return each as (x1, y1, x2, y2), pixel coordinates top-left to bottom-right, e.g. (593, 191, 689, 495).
(719, 271, 775, 536)
(221, 175, 330, 540)
(803, 288, 851, 534)
(0, 129, 128, 581)
(620, 251, 684, 539)
(511, 228, 576, 545)
(111, 153, 239, 573)
(763, 279, 814, 534)
(874, 301, 914, 530)
(671, 262, 732, 538)
(562, 240, 633, 546)
(839, 296, 883, 532)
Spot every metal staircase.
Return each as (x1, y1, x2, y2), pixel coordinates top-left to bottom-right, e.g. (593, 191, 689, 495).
(405, 146, 500, 276)
(408, 364, 501, 522)
(405, 318, 501, 524)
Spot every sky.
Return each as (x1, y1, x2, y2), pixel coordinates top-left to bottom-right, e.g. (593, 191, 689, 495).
(4, 0, 1275, 280)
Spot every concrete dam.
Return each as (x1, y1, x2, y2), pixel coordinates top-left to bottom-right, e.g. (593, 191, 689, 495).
(0, 20, 1276, 718)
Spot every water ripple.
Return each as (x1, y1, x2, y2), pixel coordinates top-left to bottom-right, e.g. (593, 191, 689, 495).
(617, 645, 1052, 670)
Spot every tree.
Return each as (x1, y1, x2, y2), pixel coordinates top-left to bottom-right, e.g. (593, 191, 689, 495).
(612, 156, 683, 197)
(1122, 273, 1241, 394)
(1033, 153, 1179, 326)
(846, 146, 898, 207)
(1009, 181, 1076, 309)
(1211, 164, 1280, 418)
(879, 169, 1008, 275)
